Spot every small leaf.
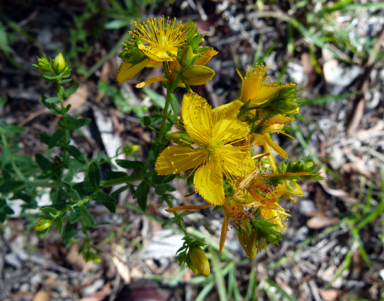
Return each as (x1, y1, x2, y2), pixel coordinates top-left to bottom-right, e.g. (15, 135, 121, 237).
(105, 171, 127, 179)
(105, 19, 130, 29)
(48, 129, 65, 149)
(35, 154, 52, 171)
(115, 159, 144, 171)
(79, 205, 95, 227)
(69, 211, 81, 224)
(88, 162, 100, 190)
(92, 192, 116, 213)
(155, 184, 176, 195)
(0, 96, 7, 108)
(67, 145, 86, 164)
(45, 97, 62, 103)
(152, 174, 176, 184)
(140, 115, 163, 126)
(64, 82, 80, 97)
(3, 126, 25, 134)
(133, 181, 149, 211)
(63, 114, 91, 130)
(170, 94, 179, 115)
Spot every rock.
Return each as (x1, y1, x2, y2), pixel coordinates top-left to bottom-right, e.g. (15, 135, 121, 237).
(142, 230, 183, 259)
(83, 279, 104, 296)
(299, 200, 316, 215)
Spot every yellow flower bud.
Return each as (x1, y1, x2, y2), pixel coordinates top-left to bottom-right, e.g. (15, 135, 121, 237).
(167, 132, 193, 147)
(182, 65, 215, 86)
(189, 247, 210, 277)
(34, 218, 52, 232)
(178, 46, 194, 66)
(53, 53, 66, 74)
(237, 228, 257, 258)
(123, 144, 140, 155)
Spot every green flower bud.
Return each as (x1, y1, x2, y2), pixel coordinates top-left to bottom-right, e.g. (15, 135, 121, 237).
(123, 144, 140, 156)
(237, 228, 257, 258)
(167, 132, 194, 147)
(189, 247, 210, 277)
(33, 55, 51, 72)
(34, 218, 53, 232)
(178, 46, 194, 67)
(53, 53, 66, 75)
(182, 65, 215, 86)
(84, 250, 101, 263)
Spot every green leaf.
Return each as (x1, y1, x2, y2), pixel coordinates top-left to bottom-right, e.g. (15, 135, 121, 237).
(161, 217, 175, 227)
(140, 115, 162, 126)
(105, 19, 130, 29)
(3, 125, 25, 134)
(0, 21, 10, 56)
(0, 96, 7, 108)
(92, 192, 116, 213)
(170, 94, 179, 115)
(105, 171, 127, 180)
(48, 129, 65, 149)
(111, 185, 130, 198)
(57, 215, 64, 234)
(37, 133, 51, 145)
(134, 181, 149, 211)
(35, 154, 52, 171)
(66, 145, 86, 164)
(152, 174, 176, 184)
(115, 159, 144, 172)
(88, 162, 100, 190)
(69, 211, 81, 224)
(64, 82, 80, 98)
(63, 114, 91, 130)
(143, 88, 165, 108)
(79, 205, 95, 227)
(45, 97, 62, 103)
(73, 181, 97, 198)
(41, 96, 62, 114)
(155, 184, 176, 195)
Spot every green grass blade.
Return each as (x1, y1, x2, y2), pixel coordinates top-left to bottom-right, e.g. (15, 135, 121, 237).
(266, 279, 297, 301)
(297, 91, 363, 106)
(245, 266, 257, 301)
(195, 280, 215, 301)
(209, 248, 227, 301)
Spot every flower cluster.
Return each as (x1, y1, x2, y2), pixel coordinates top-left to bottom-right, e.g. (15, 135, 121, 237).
(117, 16, 322, 276)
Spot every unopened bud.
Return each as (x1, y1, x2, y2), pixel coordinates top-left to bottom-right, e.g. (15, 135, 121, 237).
(34, 218, 52, 232)
(53, 53, 66, 75)
(285, 180, 303, 197)
(182, 65, 215, 86)
(168, 132, 193, 147)
(178, 46, 194, 66)
(237, 228, 257, 258)
(33, 55, 51, 72)
(189, 247, 210, 277)
(123, 144, 140, 156)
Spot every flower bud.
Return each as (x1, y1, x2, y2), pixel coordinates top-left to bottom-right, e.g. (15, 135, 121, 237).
(182, 65, 215, 86)
(178, 46, 193, 67)
(123, 144, 140, 156)
(189, 247, 210, 277)
(34, 218, 53, 232)
(168, 132, 193, 147)
(33, 55, 51, 72)
(53, 53, 66, 75)
(237, 228, 257, 258)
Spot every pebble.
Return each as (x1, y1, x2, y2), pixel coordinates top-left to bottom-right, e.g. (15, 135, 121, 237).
(83, 279, 104, 296)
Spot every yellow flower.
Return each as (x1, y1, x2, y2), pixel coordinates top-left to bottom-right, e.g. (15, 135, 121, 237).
(130, 16, 191, 62)
(155, 92, 255, 205)
(239, 64, 295, 105)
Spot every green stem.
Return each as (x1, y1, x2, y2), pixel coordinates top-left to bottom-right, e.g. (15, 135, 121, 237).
(101, 173, 145, 187)
(165, 198, 188, 236)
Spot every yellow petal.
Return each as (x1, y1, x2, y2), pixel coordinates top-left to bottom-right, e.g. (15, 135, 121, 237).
(155, 145, 206, 175)
(264, 134, 288, 159)
(165, 204, 213, 212)
(194, 48, 218, 65)
(135, 77, 170, 88)
(181, 93, 213, 146)
(265, 115, 295, 126)
(194, 157, 224, 205)
(212, 100, 243, 119)
(219, 144, 255, 178)
(240, 64, 269, 103)
(251, 83, 295, 105)
(116, 59, 149, 83)
(265, 181, 287, 200)
(219, 213, 228, 254)
(211, 118, 250, 145)
(139, 44, 171, 62)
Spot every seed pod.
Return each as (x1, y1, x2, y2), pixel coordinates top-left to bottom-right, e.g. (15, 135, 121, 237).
(189, 247, 210, 277)
(237, 228, 257, 258)
(182, 65, 215, 86)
